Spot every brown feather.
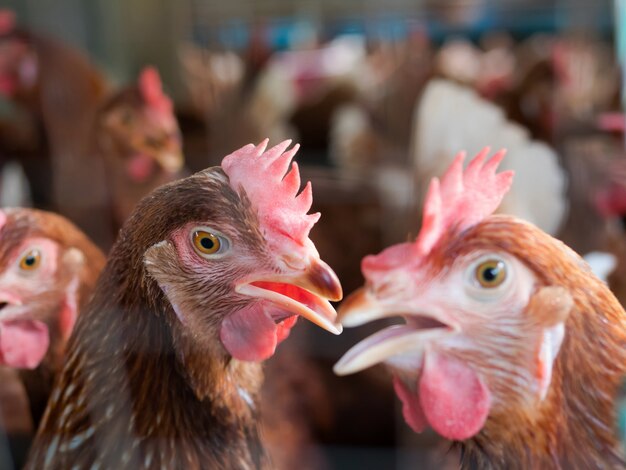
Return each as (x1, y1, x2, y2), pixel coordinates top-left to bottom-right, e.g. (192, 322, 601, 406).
(27, 169, 271, 469)
(429, 215, 626, 468)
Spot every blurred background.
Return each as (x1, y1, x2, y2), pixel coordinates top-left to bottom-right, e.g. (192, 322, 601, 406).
(0, 0, 625, 468)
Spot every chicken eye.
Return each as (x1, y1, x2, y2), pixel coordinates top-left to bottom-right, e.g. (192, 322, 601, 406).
(191, 229, 229, 257)
(19, 249, 41, 271)
(475, 259, 506, 288)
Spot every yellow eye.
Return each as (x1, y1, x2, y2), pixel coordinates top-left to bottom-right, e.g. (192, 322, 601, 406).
(19, 249, 41, 271)
(192, 230, 222, 255)
(475, 259, 506, 288)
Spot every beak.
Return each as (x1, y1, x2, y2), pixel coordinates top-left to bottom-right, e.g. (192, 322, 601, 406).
(338, 287, 391, 327)
(155, 151, 184, 174)
(334, 287, 453, 376)
(236, 257, 344, 335)
(0, 292, 22, 308)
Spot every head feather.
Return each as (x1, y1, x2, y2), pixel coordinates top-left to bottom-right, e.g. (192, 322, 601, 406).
(363, 148, 513, 279)
(221, 140, 320, 249)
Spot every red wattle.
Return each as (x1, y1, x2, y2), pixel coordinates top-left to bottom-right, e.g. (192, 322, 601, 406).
(276, 315, 298, 344)
(393, 375, 427, 433)
(0, 76, 16, 96)
(419, 352, 491, 441)
(0, 319, 50, 369)
(127, 153, 155, 183)
(220, 305, 278, 362)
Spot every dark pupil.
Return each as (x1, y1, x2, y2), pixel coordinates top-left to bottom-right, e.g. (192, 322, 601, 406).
(25, 255, 36, 266)
(200, 237, 215, 250)
(482, 265, 499, 282)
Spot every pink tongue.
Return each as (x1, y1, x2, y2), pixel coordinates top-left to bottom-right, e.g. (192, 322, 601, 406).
(419, 352, 491, 441)
(0, 320, 50, 369)
(220, 305, 278, 362)
(127, 153, 155, 183)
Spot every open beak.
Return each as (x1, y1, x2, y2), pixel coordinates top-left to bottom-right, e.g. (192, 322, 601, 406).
(236, 258, 343, 335)
(333, 287, 454, 375)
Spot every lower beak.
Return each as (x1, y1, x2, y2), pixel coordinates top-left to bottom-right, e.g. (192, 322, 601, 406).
(236, 258, 344, 335)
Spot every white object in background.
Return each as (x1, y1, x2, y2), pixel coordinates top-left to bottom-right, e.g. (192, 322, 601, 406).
(583, 251, 618, 283)
(413, 79, 568, 236)
(0, 161, 32, 207)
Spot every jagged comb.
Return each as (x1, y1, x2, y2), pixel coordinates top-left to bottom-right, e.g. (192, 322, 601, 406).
(414, 147, 513, 255)
(221, 140, 320, 246)
(0, 10, 15, 36)
(362, 148, 513, 280)
(139, 66, 173, 114)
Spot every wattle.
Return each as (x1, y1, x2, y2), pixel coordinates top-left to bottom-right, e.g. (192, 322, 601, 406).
(394, 352, 491, 441)
(127, 153, 155, 183)
(0, 319, 50, 369)
(219, 304, 297, 362)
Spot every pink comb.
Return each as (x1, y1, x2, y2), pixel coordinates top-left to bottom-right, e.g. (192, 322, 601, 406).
(222, 140, 319, 248)
(597, 113, 625, 133)
(0, 10, 15, 35)
(0, 9, 15, 35)
(139, 66, 173, 115)
(363, 148, 513, 278)
(0, 210, 5, 231)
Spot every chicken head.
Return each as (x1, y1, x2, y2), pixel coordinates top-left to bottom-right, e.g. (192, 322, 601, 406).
(138, 139, 342, 364)
(0, 208, 104, 370)
(334, 149, 575, 441)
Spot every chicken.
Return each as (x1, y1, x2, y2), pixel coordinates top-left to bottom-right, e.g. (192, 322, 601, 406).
(0, 10, 110, 245)
(334, 148, 626, 467)
(0, 208, 104, 468)
(26, 140, 343, 469)
(94, 66, 185, 227)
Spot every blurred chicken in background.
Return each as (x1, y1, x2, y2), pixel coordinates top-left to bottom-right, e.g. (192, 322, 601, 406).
(94, 67, 186, 229)
(0, 9, 110, 246)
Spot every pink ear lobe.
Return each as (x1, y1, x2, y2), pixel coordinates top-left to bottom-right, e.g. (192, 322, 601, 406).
(59, 277, 79, 341)
(534, 323, 565, 401)
(0, 10, 16, 35)
(59, 296, 77, 342)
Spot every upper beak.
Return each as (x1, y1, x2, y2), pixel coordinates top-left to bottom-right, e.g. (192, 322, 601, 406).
(294, 257, 343, 302)
(236, 257, 344, 335)
(334, 287, 453, 376)
(338, 287, 388, 327)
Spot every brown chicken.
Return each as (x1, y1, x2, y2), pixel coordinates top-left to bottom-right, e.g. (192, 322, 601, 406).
(0, 10, 110, 245)
(335, 148, 626, 467)
(26, 140, 342, 469)
(0, 208, 104, 468)
(94, 66, 185, 228)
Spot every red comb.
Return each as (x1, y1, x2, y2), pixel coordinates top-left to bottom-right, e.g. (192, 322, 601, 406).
(363, 148, 513, 279)
(0, 10, 15, 35)
(138, 66, 172, 115)
(597, 113, 625, 133)
(222, 140, 319, 248)
(595, 183, 626, 218)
